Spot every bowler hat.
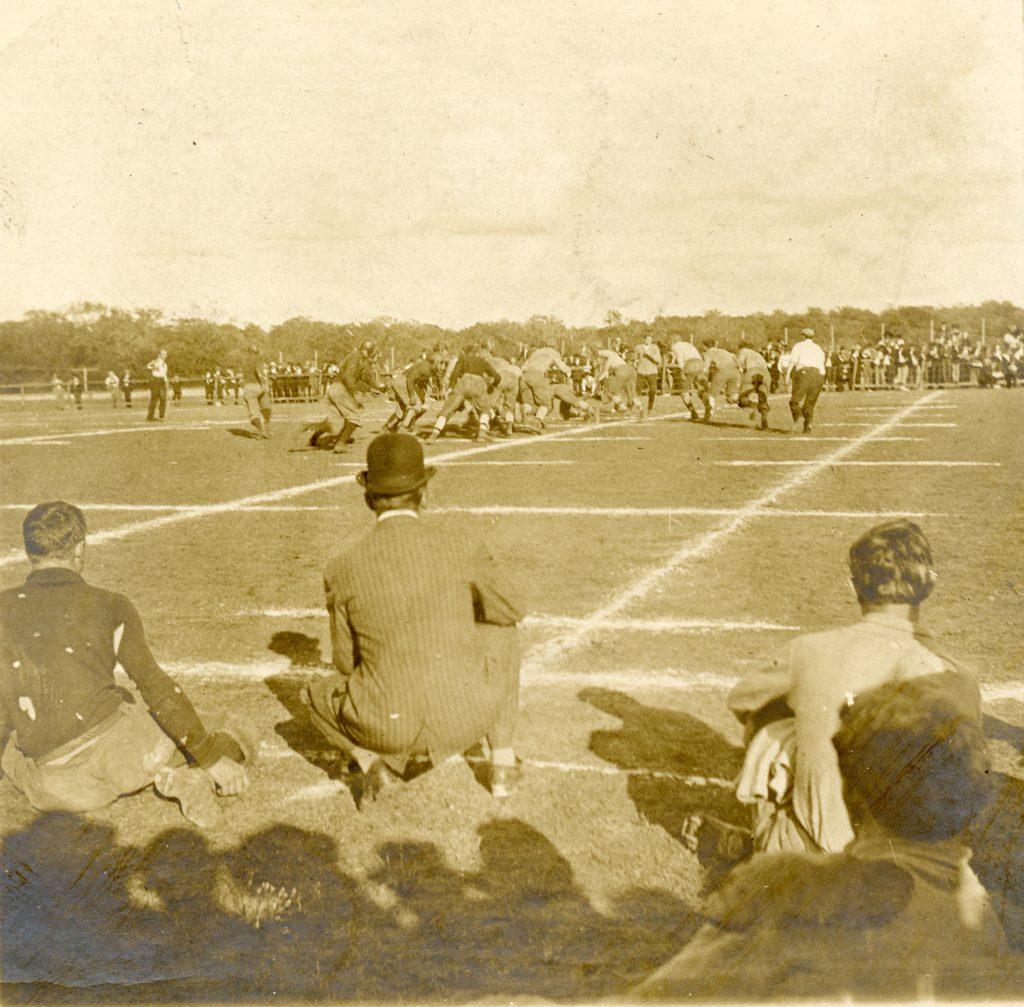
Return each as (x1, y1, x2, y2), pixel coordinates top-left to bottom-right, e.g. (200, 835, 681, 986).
(357, 433, 435, 495)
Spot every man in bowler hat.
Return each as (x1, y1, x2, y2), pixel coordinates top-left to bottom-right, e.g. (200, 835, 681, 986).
(303, 433, 523, 805)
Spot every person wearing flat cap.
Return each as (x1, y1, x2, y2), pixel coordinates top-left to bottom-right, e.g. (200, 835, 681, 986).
(303, 433, 524, 806)
(786, 328, 827, 434)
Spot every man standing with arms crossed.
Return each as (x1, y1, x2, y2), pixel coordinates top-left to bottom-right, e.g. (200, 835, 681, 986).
(787, 328, 827, 434)
(146, 349, 169, 422)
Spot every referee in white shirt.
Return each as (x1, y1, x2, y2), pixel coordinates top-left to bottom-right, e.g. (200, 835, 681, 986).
(146, 349, 170, 422)
(786, 328, 826, 433)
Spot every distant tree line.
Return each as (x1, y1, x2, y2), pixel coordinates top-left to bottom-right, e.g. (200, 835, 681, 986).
(1, 300, 1022, 383)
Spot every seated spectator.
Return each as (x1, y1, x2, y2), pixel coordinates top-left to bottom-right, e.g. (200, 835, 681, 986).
(0, 502, 252, 827)
(692, 520, 977, 856)
(631, 673, 1019, 1000)
(302, 434, 523, 806)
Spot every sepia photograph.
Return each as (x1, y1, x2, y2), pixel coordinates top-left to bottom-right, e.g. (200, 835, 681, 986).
(1, 1, 1023, 1002)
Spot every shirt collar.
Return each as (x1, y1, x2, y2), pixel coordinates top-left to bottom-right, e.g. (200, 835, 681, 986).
(861, 609, 916, 633)
(25, 567, 85, 585)
(376, 510, 419, 524)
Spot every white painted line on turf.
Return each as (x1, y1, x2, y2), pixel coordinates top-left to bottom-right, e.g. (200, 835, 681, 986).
(332, 459, 577, 467)
(0, 411, 690, 571)
(711, 460, 999, 468)
(0, 423, 228, 446)
(523, 392, 948, 675)
(704, 436, 926, 443)
(541, 435, 653, 442)
(164, 657, 1024, 709)
(0, 503, 951, 519)
(432, 505, 951, 519)
(819, 422, 957, 428)
(281, 760, 735, 803)
(231, 608, 800, 633)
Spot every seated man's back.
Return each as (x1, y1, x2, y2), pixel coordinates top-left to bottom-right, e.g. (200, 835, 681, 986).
(326, 517, 519, 757)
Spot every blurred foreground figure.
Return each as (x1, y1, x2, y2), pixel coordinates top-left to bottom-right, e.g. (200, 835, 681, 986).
(303, 434, 523, 806)
(632, 673, 1021, 1000)
(0, 502, 253, 827)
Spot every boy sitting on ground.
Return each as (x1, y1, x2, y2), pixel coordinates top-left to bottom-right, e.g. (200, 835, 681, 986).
(0, 501, 252, 827)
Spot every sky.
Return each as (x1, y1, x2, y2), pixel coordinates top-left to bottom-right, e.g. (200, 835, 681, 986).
(0, 0, 1021, 328)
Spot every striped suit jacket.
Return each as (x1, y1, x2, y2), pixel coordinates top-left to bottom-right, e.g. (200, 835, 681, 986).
(323, 514, 523, 762)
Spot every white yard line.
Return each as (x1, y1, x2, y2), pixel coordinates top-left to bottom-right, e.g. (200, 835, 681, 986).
(704, 436, 926, 443)
(524, 392, 948, 675)
(282, 761, 735, 803)
(0, 411, 688, 571)
(166, 657, 1024, 707)
(0, 422, 236, 446)
(229, 608, 800, 633)
(819, 422, 957, 428)
(712, 460, 998, 468)
(332, 459, 577, 467)
(0, 503, 951, 518)
(540, 435, 653, 442)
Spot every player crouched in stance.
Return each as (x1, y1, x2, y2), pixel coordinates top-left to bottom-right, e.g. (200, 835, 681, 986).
(426, 343, 502, 442)
(632, 673, 1013, 1001)
(735, 340, 771, 430)
(596, 346, 645, 420)
(302, 434, 523, 806)
(670, 335, 704, 421)
(305, 341, 382, 453)
(382, 354, 433, 433)
(687, 520, 976, 861)
(697, 338, 740, 423)
(244, 344, 273, 439)
(0, 502, 253, 827)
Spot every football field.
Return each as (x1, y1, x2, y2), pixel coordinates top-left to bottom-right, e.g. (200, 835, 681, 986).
(1, 388, 1023, 1000)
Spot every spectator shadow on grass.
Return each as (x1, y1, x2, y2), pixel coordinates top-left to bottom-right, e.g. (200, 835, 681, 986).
(1, 812, 692, 1003)
(983, 711, 1024, 750)
(580, 687, 746, 841)
(969, 771, 1024, 952)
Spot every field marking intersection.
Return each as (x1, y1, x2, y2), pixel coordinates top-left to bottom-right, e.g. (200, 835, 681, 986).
(0, 411, 689, 571)
(523, 391, 948, 676)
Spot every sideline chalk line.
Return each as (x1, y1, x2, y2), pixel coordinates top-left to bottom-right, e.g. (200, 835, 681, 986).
(0, 503, 951, 519)
(523, 392, 948, 675)
(0, 411, 689, 571)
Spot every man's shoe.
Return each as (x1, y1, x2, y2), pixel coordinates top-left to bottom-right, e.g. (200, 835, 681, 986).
(358, 757, 399, 809)
(680, 813, 753, 866)
(489, 762, 522, 800)
(154, 766, 223, 829)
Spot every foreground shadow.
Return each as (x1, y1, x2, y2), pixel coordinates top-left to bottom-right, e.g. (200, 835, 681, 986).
(581, 688, 746, 840)
(1, 813, 693, 1002)
(970, 771, 1024, 951)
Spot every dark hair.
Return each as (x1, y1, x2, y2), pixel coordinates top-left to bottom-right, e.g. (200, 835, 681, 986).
(365, 488, 424, 514)
(848, 520, 934, 606)
(23, 501, 86, 559)
(833, 673, 990, 841)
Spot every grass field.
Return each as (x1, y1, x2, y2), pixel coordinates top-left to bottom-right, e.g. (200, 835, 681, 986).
(2, 387, 1024, 1001)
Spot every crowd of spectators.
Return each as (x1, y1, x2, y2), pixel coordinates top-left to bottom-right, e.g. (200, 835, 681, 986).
(823, 325, 1024, 392)
(42, 322, 1024, 413)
